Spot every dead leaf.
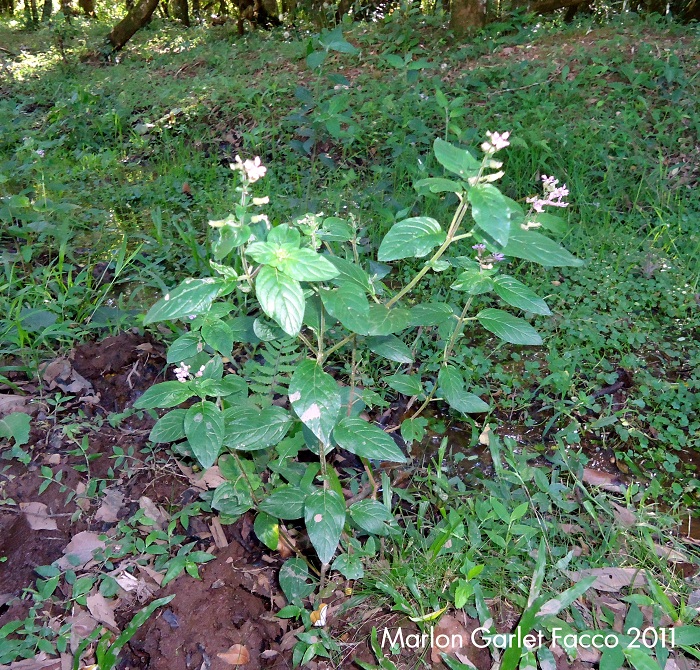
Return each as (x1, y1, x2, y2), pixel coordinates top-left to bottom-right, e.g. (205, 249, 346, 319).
(0, 653, 62, 669)
(610, 501, 636, 528)
(86, 592, 117, 629)
(210, 517, 229, 549)
(139, 496, 169, 529)
(217, 644, 250, 665)
(582, 468, 625, 493)
(114, 571, 140, 592)
(56, 531, 105, 570)
(19, 502, 58, 531)
(74, 482, 91, 512)
(260, 650, 278, 659)
(478, 425, 491, 446)
(40, 358, 95, 396)
(192, 466, 226, 490)
(67, 609, 98, 654)
(0, 394, 36, 418)
(566, 568, 646, 592)
(94, 488, 124, 523)
(430, 614, 490, 668)
(652, 543, 689, 563)
(138, 564, 165, 586)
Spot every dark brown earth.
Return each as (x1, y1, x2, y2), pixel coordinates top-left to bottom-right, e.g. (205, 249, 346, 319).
(0, 332, 295, 670)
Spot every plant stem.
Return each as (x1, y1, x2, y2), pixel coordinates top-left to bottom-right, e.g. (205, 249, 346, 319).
(386, 196, 470, 308)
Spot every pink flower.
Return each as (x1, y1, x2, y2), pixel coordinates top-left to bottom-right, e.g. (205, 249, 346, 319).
(481, 131, 511, 154)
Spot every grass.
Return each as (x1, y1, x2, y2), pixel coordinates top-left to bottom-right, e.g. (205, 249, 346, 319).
(1, 11, 698, 490)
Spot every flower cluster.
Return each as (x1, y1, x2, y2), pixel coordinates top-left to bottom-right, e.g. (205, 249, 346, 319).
(526, 175, 569, 214)
(173, 363, 205, 383)
(472, 243, 506, 268)
(481, 131, 511, 154)
(231, 155, 267, 183)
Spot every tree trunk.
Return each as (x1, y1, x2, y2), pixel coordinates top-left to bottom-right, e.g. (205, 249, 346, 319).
(449, 0, 485, 34)
(108, 0, 159, 50)
(79, 0, 96, 15)
(170, 0, 190, 24)
(24, 0, 39, 23)
(0, 0, 14, 16)
(41, 0, 51, 20)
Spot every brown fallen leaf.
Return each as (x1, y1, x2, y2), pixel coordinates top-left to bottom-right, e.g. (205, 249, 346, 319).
(86, 592, 118, 629)
(610, 501, 636, 528)
(218, 644, 250, 665)
(19, 502, 58, 531)
(566, 567, 646, 592)
(478, 425, 492, 446)
(94, 488, 124, 524)
(56, 531, 105, 570)
(40, 358, 95, 396)
(138, 563, 165, 586)
(139, 496, 169, 530)
(430, 614, 490, 668)
(67, 609, 98, 654)
(192, 466, 226, 490)
(0, 394, 36, 418)
(210, 517, 229, 549)
(582, 468, 625, 493)
(0, 653, 62, 669)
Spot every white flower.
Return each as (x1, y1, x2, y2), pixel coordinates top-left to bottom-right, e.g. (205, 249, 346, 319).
(173, 363, 191, 383)
(481, 131, 511, 154)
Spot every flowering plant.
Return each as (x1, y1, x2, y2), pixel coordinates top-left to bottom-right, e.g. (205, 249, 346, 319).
(133, 132, 583, 583)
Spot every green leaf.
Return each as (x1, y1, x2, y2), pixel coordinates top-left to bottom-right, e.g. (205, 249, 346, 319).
(400, 417, 428, 444)
(211, 481, 253, 517)
(438, 366, 489, 414)
(493, 276, 551, 315)
(433, 138, 480, 180)
(0, 412, 31, 446)
(144, 278, 223, 324)
(385, 374, 423, 396)
(319, 217, 354, 241)
(304, 489, 346, 565)
(332, 553, 364, 580)
(279, 558, 315, 604)
(673, 626, 700, 646)
(349, 500, 395, 536)
(166, 332, 201, 363)
(414, 177, 465, 194)
(185, 401, 224, 469)
(201, 320, 234, 356)
(289, 360, 342, 447)
(468, 184, 511, 247)
(501, 228, 584, 267)
(366, 335, 413, 364)
(333, 417, 407, 463)
(133, 381, 195, 409)
(377, 217, 446, 262)
(477, 308, 543, 345)
(149, 409, 187, 443)
(327, 256, 372, 292)
(223, 406, 292, 450)
(320, 282, 370, 335)
(623, 648, 662, 670)
(277, 248, 340, 282)
(254, 511, 279, 551)
(366, 305, 411, 336)
(306, 50, 326, 69)
(408, 302, 454, 327)
(533, 212, 568, 234)
(259, 486, 308, 520)
(256, 265, 305, 336)
(451, 268, 494, 295)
